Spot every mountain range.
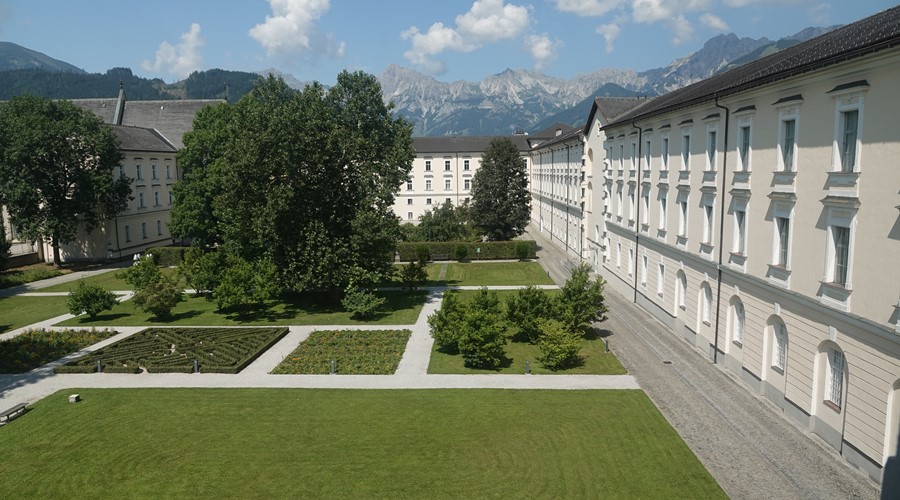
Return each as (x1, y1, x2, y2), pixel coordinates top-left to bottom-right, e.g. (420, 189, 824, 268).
(0, 25, 837, 136)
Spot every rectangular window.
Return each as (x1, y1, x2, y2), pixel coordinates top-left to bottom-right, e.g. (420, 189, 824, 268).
(463, 159, 470, 171)
(827, 349, 844, 407)
(124, 225, 131, 242)
(151, 165, 158, 180)
(424, 160, 431, 172)
(641, 190, 649, 226)
(739, 126, 750, 170)
(678, 275, 686, 309)
(118, 166, 125, 179)
(627, 248, 634, 277)
(464, 197, 469, 204)
(832, 226, 850, 286)
(630, 142, 637, 170)
(775, 216, 790, 267)
(707, 130, 716, 170)
(406, 179, 413, 191)
(157, 220, 162, 236)
(644, 140, 651, 169)
(407, 212, 413, 220)
(641, 255, 648, 286)
(678, 200, 688, 236)
(136, 165, 143, 180)
(628, 188, 635, 221)
(657, 263, 665, 297)
(619, 144, 624, 169)
(616, 242, 622, 268)
(773, 324, 786, 370)
(141, 222, 147, 239)
(426, 198, 432, 205)
(444, 159, 451, 171)
(464, 179, 470, 190)
(661, 137, 669, 170)
(425, 180, 432, 191)
(445, 198, 451, 204)
(444, 179, 451, 190)
(153, 191, 160, 206)
(734, 209, 746, 254)
(168, 192, 173, 205)
(616, 185, 623, 217)
(139, 192, 145, 208)
(840, 110, 858, 172)
(166, 165, 172, 179)
(681, 134, 691, 170)
(782, 119, 796, 171)
(703, 204, 713, 244)
(658, 193, 667, 231)
(407, 198, 413, 205)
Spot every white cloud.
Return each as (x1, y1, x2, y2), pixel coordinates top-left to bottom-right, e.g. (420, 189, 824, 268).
(555, 0, 624, 17)
(596, 22, 621, 53)
(402, 0, 530, 74)
(630, 0, 711, 45)
(807, 3, 830, 24)
(249, 0, 343, 58)
(669, 15, 694, 45)
(141, 23, 204, 78)
(700, 13, 729, 31)
(723, 0, 805, 6)
(527, 34, 562, 69)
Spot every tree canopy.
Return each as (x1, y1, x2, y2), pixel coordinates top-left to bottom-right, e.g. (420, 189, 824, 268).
(171, 72, 415, 298)
(0, 95, 131, 265)
(469, 137, 530, 240)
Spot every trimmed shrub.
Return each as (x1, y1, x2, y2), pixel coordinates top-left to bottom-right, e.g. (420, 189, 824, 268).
(147, 246, 189, 267)
(67, 281, 118, 319)
(537, 319, 582, 370)
(397, 240, 536, 261)
(515, 241, 532, 260)
(53, 364, 97, 374)
(342, 287, 386, 320)
(2, 328, 116, 374)
(415, 244, 431, 264)
(454, 244, 468, 261)
(0, 228, 10, 272)
(557, 262, 609, 335)
(272, 329, 411, 375)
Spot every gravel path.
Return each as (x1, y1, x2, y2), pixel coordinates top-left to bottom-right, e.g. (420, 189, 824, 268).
(525, 226, 879, 499)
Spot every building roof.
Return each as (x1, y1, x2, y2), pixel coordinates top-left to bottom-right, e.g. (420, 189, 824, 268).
(412, 135, 531, 154)
(110, 125, 177, 153)
(531, 126, 583, 151)
(531, 122, 577, 140)
(604, 5, 900, 129)
(583, 97, 651, 135)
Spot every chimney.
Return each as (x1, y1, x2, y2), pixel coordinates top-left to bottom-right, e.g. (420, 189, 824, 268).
(113, 80, 126, 125)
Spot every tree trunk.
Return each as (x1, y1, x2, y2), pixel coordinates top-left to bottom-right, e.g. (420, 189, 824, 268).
(52, 233, 61, 267)
(329, 285, 342, 305)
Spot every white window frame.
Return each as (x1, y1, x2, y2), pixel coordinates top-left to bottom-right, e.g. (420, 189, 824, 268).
(772, 322, 786, 370)
(823, 207, 856, 290)
(825, 348, 845, 408)
(124, 225, 131, 242)
(630, 141, 637, 170)
(424, 159, 432, 172)
(425, 180, 432, 191)
(677, 192, 689, 237)
(775, 102, 801, 172)
(139, 192, 145, 208)
(831, 89, 865, 173)
(681, 129, 691, 171)
(406, 178, 413, 191)
(735, 115, 753, 172)
(644, 137, 652, 171)
(731, 299, 744, 345)
(702, 201, 714, 245)
(615, 184, 623, 218)
(444, 179, 451, 191)
(407, 198, 413, 205)
(701, 284, 712, 325)
(640, 189, 649, 226)
(773, 215, 791, 268)
(706, 123, 718, 171)
(627, 186, 635, 221)
(153, 191, 160, 207)
(640, 254, 648, 286)
(426, 198, 432, 205)
(627, 248, 634, 277)
(407, 212, 413, 220)
(464, 179, 470, 190)
(444, 159, 451, 171)
(141, 222, 147, 239)
(156, 220, 162, 236)
(463, 159, 470, 171)
(677, 272, 687, 310)
(733, 207, 747, 255)
(661, 134, 670, 171)
(658, 190, 668, 232)
(657, 262, 665, 297)
(616, 241, 622, 268)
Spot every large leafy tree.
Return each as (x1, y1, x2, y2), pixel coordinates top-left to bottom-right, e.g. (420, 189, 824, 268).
(470, 137, 530, 240)
(172, 73, 414, 300)
(0, 95, 130, 266)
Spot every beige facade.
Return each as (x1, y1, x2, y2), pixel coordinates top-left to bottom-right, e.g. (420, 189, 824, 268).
(579, 10, 900, 483)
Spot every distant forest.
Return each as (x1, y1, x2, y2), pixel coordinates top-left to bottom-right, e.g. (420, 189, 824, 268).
(0, 67, 262, 101)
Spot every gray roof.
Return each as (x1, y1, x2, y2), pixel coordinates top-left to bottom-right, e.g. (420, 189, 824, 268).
(605, 5, 900, 128)
(582, 97, 650, 135)
(412, 135, 531, 154)
(110, 125, 177, 153)
(530, 122, 577, 140)
(531, 126, 583, 151)
(69, 98, 117, 124)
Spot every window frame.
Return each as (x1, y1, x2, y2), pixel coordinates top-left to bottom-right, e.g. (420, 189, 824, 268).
(831, 88, 866, 173)
(825, 348, 845, 409)
(681, 130, 691, 171)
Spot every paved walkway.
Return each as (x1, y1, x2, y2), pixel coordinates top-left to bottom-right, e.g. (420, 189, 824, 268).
(0, 260, 131, 298)
(525, 226, 879, 499)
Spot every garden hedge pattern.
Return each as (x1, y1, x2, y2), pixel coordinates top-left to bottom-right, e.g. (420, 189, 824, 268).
(397, 241, 536, 261)
(54, 327, 288, 374)
(272, 329, 411, 375)
(0, 328, 117, 373)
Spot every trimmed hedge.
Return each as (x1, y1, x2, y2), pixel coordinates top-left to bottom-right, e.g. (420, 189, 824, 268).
(397, 240, 536, 261)
(147, 246, 190, 267)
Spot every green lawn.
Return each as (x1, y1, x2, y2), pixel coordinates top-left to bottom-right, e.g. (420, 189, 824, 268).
(0, 264, 66, 289)
(272, 329, 411, 374)
(442, 261, 554, 286)
(41, 267, 179, 292)
(0, 296, 72, 333)
(0, 389, 725, 499)
(0, 328, 117, 373)
(59, 291, 427, 327)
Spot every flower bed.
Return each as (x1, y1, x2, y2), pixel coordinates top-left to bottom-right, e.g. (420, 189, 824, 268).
(53, 327, 288, 374)
(0, 328, 117, 373)
(272, 329, 411, 375)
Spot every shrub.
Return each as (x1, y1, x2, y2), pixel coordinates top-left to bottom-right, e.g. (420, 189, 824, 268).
(213, 255, 279, 312)
(506, 286, 556, 343)
(398, 260, 428, 291)
(67, 281, 118, 319)
(147, 246, 189, 267)
(342, 287, 386, 320)
(515, 241, 532, 260)
(427, 291, 464, 353)
(415, 244, 431, 264)
(132, 275, 184, 320)
(397, 240, 536, 261)
(454, 244, 468, 261)
(178, 247, 223, 297)
(272, 329, 411, 375)
(116, 254, 162, 291)
(557, 263, 609, 335)
(2, 327, 116, 374)
(458, 308, 507, 369)
(537, 319, 582, 370)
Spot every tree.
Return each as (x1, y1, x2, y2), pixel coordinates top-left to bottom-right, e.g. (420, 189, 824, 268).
(213, 255, 280, 313)
(457, 288, 507, 369)
(427, 291, 465, 353)
(0, 95, 131, 266)
(537, 319, 582, 370)
(557, 263, 608, 335)
(0, 223, 10, 272)
(341, 287, 386, 320)
(117, 255, 162, 291)
(133, 275, 184, 321)
(398, 260, 428, 291)
(469, 137, 530, 240)
(177, 247, 224, 297)
(417, 201, 478, 242)
(171, 73, 414, 301)
(67, 281, 118, 319)
(506, 286, 556, 343)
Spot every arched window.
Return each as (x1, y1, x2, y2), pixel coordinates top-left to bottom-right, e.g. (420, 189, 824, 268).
(771, 321, 787, 371)
(825, 347, 845, 408)
(730, 298, 745, 345)
(676, 271, 687, 310)
(699, 283, 712, 324)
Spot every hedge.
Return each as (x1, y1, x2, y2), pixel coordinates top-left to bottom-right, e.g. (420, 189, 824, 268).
(397, 240, 536, 261)
(147, 246, 190, 267)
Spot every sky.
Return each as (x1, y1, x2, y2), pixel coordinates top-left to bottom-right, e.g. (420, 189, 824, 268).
(0, 0, 893, 84)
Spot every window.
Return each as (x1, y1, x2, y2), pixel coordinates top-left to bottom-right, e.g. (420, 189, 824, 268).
(678, 199, 688, 236)
(701, 284, 712, 324)
(658, 193, 667, 231)
(443, 159, 451, 171)
(141, 222, 147, 239)
(825, 349, 844, 408)
(832, 225, 850, 286)
(124, 225, 131, 242)
(444, 179, 451, 191)
(781, 119, 796, 171)
(627, 248, 634, 276)
(153, 191, 160, 207)
(616, 242, 622, 268)
(703, 204, 714, 244)
(630, 142, 637, 170)
(628, 187, 635, 221)
(445, 198, 451, 204)
(734, 209, 746, 254)
(775, 216, 790, 267)
(738, 125, 751, 171)
(168, 192, 173, 205)
(641, 255, 648, 286)
(425, 160, 432, 172)
(839, 110, 858, 172)
(681, 133, 691, 170)
(407, 198, 413, 205)
(406, 179, 413, 191)
(644, 139, 651, 169)
(657, 262, 665, 297)
(731, 300, 744, 345)
(464, 179, 470, 190)
(151, 164, 158, 180)
(677, 273, 687, 309)
(619, 144, 624, 169)
(615, 185, 623, 217)
(425, 180, 432, 191)
(464, 197, 469, 204)
(166, 165, 172, 179)
(641, 190, 649, 226)
(407, 212, 413, 220)
(772, 323, 787, 370)
(136, 165, 143, 180)
(156, 220, 162, 236)
(139, 192, 145, 208)
(463, 159, 470, 171)
(661, 136, 669, 170)
(118, 166, 125, 179)
(426, 198, 432, 205)
(707, 130, 717, 170)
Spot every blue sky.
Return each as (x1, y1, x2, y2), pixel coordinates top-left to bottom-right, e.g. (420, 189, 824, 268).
(0, 0, 893, 84)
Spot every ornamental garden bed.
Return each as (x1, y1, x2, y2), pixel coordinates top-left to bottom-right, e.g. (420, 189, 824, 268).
(272, 329, 411, 374)
(0, 328, 117, 373)
(53, 327, 288, 374)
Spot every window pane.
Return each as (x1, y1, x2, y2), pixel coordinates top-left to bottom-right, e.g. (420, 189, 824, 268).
(841, 110, 858, 172)
(833, 226, 850, 285)
(782, 120, 795, 170)
(739, 126, 750, 169)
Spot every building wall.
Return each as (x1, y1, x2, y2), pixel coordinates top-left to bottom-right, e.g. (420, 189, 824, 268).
(584, 49, 900, 483)
(529, 136, 587, 260)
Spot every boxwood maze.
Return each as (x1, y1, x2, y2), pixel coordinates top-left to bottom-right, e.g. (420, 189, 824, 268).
(272, 329, 411, 375)
(54, 327, 288, 374)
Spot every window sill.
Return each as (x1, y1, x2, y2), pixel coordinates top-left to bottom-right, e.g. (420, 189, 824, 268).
(771, 365, 784, 375)
(823, 400, 842, 414)
(732, 340, 742, 348)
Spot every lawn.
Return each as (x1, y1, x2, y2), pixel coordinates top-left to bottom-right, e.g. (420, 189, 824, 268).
(41, 267, 179, 292)
(0, 389, 725, 498)
(272, 329, 411, 374)
(0, 263, 67, 289)
(0, 296, 72, 334)
(0, 328, 117, 373)
(441, 261, 554, 286)
(58, 291, 427, 327)
(427, 289, 626, 374)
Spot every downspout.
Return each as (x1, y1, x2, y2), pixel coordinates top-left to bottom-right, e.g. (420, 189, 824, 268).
(565, 145, 570, 256)
(713, 95, 730, 364)
(631, 122, 643, 304)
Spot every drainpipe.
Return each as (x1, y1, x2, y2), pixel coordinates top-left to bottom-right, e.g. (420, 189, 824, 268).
(631, 122, 643, 304)
(713, 95, 730, 364)
(565, 145, 570, 256)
